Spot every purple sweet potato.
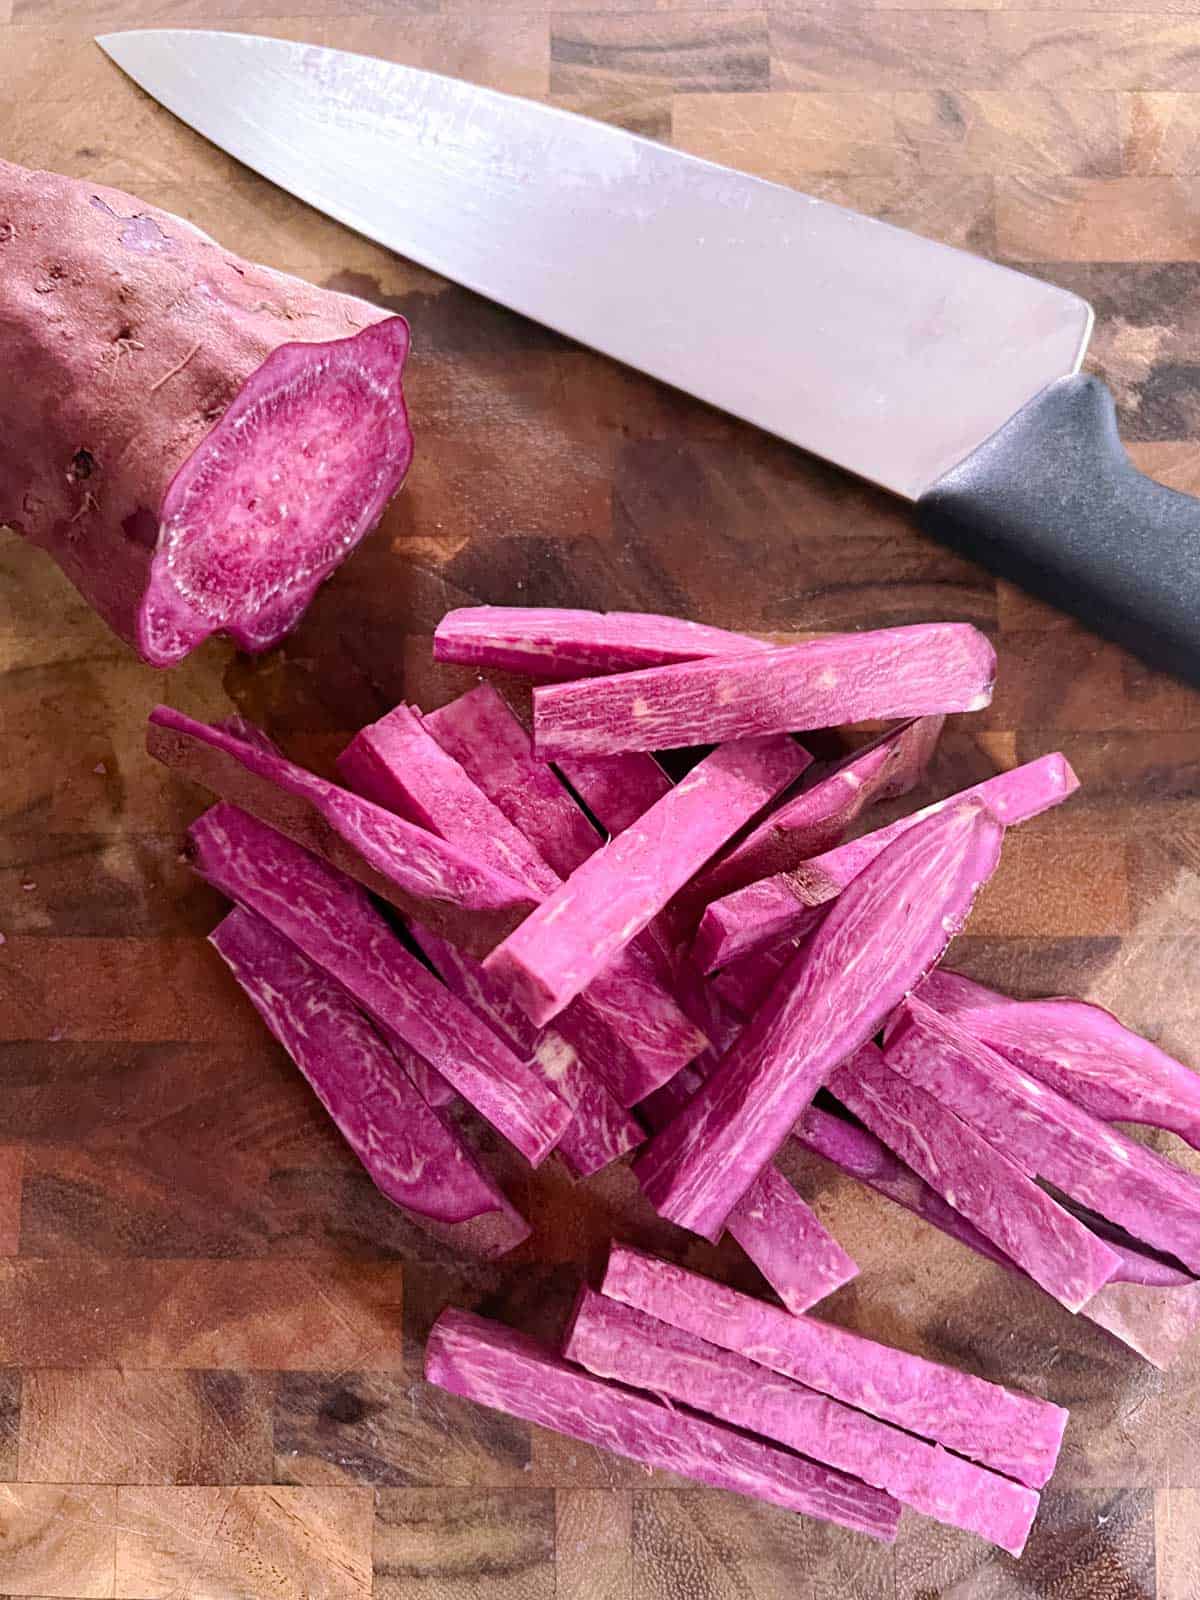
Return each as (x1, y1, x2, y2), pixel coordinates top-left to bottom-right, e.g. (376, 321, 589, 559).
(601, 1245, 1067, 1488)
(341, 696, 704, 1104)
(433, 605, 768, 679)
(695, 752, 1078, 972)
(0, 162, 412, 666)
(187, 804, 570, 1166)
(794, 1104, 1016, 1274)
(829, 1045, 1119, 1312)
(553, 751, 674, 837)
(532, 624, 996, 758)
(210, 907, 528, 1258)
(147, 706, 537, 955)
(424, 1307, 900, 1541)
(423, 686, 707, 1101)
(723, 1163, 859, 1314)
(413, 931, 644, 1179)
(336, 711, 643, 1176)
(636, 1051, 854, 1312)
(711, 935, 808, 1018)
(680, 716, 943, 919)
(886, 997, 1200, 1275)
(485, 736, 808, 1025)
(916, 968, 1200, 1152)
(634, 801, 1004, 1240)
(564, 1288, 1038, 1555)
(798, 1106, 1200, 1367)
(217, 711, 456, 1110)
(1083, 1278, 1200, 1369)
(424, 685, 599, 879)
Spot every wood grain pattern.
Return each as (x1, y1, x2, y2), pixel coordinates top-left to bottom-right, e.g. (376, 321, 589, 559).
(113, 1485, 374, 1600)
(3, 1, 1200, 1596)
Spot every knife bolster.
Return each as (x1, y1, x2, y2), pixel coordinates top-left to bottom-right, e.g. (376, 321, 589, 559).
(917, 373, 1200, 688)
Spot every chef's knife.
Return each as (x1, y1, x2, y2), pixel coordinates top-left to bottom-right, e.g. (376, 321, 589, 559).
(98, 29, 1200, 687)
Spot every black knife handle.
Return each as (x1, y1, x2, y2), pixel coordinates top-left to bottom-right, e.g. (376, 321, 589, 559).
(916, 373, 1200, 688)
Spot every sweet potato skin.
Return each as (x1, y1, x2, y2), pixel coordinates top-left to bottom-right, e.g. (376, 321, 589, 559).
(0, 160, 411, 663)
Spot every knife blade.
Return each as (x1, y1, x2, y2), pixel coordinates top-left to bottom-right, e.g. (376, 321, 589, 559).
(97, 28, 1200, 687)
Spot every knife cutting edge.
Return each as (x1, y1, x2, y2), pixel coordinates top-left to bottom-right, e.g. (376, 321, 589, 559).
(97, 28, 1200, 688)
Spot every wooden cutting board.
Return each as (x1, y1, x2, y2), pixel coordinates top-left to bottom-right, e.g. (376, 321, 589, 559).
(3, 4, 1200, 1596)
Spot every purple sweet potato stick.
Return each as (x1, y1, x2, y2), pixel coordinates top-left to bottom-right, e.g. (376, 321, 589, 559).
(794, 1105, 1017, 1273)
(210, 908, 529, 1259)
(146, 707, 537, 955)
(695, 752, 1078, 972)
(554, 752, 674, 837)
(425, 1307, 900, 1540)
(400, 927, 644, 1179)
(635, 801, 1004, 1240)
(339, 702, 645, 1167)
(532, 624, 996, 758)
(433, 606, 769, 679)
(723, 1163, 859, 1314)
(828, 1045, 1119, 1312)
(679, 716, 943, 920)
(485, 736, 808, 1025)
(800, 1105, 1200, 1367)
(601, 1245, 1066, 1488)
(342, 699, 703, 1107)
(424, 687, 707, 1100)
(886, 997, 1200, 1275)
(636, 1050, 854, 1311)
(424, 686, 601, 878)
(916, 968, 1200, 1152)
(564, 1288, 1038, 1555)
(711, 935, 809, 1018)
(187, 804, 570, 1166)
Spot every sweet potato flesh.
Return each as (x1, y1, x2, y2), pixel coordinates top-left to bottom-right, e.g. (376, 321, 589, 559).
(144, 322, 411, 662)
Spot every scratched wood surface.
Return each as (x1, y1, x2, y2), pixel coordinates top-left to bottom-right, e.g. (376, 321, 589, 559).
(3, 2, 1200, 1596)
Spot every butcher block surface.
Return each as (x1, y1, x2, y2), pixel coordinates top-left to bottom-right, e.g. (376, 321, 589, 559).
(4, 1, 1200, 1595)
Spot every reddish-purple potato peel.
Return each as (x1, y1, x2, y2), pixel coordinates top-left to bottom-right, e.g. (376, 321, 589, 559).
(829, 1045, 1119, 1312)
(531, 624, 996, 758)
(554, 751, 674, 837)
(695, 752, 1077, 972)
(485, 736, 807, 1025)
(679, 716, 943, 921)
(424, 1307, 900, 1540)
(601, 1245, 1066, 1487)
(635, 801, 1004, 1240)
(916, 968, 1200, 1152)
(186, 805, 570, 1165)
(0, 162, 412, 666)
(433, 605, 768, 679)
(147, 707, 537, 955)
(564, 1289, 1038, 1555)
(723, 1163, 859, 1314)
(209, 908, 528, 1258)
(886, 998, 1200, 1275)
(797, 1106, 1200, 1366)
(423, 686, 707, 1101)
